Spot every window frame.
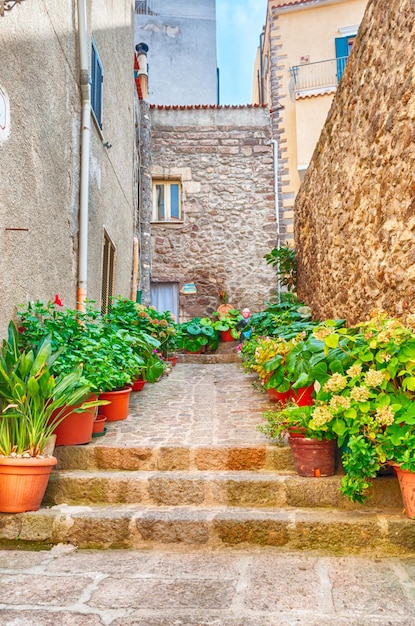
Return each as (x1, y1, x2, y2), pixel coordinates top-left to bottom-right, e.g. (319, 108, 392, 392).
(101, 230, 116, 314)
(152, 180, 183, 223)
(91, 37, 103, 130)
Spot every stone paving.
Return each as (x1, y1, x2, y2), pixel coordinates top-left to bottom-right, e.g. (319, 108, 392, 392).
(92, 362, 269, 448)
(1, 359, 415, 624)
(0, 545, 415, 625)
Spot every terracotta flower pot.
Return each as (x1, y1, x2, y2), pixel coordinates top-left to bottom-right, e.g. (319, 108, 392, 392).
(221, 329, 234, 342)
(0, 456, 57, 513)
(288, 437, 336, 477)
(167, 355, 178, 367)
(131, 378, 146, 392)
(51, 394, 98, 446)
(394, 467, 415, 519)
(291, 385, 314, 406)
(92, 414, 107, 434)
(267, 387, 291, 406)
(98, 387, 132, 422)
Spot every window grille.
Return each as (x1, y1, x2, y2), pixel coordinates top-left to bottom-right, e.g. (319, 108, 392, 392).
(102, 231, 116, 314)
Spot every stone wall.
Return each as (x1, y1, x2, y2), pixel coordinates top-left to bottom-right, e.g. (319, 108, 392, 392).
(295, 0, 415, 324)
(0, 1, 135, 335)
(150, 106, 278, 319)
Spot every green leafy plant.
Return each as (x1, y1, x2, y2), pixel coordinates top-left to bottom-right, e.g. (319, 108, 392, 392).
(176, 318, 219, 353)
(264, 244, 297, 292)
(0, 322, 94, 457)
(212, 309, 243, 339)
(17, 299, 164, 392)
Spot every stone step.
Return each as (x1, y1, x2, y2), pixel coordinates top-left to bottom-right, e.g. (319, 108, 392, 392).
(44, 469, 404, 512)
(54, 444, 295, 472)
(1, 504, 413, 555)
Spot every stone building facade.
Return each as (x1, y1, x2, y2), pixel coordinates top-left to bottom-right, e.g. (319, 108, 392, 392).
(295, 0, 415, 324)
(253, 0, 367, 246)
(149, 105, 278, 320)
(0, 1, 136, 336)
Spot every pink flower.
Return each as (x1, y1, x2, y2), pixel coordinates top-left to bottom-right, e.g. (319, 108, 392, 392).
(54, 294, 63, 306)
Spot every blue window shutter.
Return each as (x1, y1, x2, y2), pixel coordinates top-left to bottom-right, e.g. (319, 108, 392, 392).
(91, 39, 103, 128)
(335, 36, 349, 82)
(170, 184, 179, 219)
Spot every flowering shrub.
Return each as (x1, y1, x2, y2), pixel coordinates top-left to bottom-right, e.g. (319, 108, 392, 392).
(258, 309, 415, 503)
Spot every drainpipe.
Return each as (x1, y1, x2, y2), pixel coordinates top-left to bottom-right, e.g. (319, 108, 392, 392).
(76, 0, 91, 311)
(271, 139, 281, 302)
(259, 29, 264, 104)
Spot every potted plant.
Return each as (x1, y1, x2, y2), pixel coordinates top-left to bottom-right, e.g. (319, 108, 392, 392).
(259, 402, 337, 477)
(212, 309, 243, 342)
(299, 311, 415, 514)
(0, 322, 93, 512)
(177, 318, 219, 353)
(17, 298, 163, 422)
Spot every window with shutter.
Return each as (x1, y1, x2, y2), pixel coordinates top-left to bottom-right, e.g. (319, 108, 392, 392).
(101, 231, 116, 314)
(91, 38, 103, 129)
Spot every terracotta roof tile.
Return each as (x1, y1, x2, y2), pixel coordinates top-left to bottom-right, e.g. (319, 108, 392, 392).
(149, 104, 268, 110)
(272, 0, 319, 8)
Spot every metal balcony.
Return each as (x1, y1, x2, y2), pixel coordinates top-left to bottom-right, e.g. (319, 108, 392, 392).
(289, 56, 349, 94)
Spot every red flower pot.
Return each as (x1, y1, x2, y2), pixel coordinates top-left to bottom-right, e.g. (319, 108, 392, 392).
(291, 385, 314, 406)
(98, 387, 132, 422)
(394, 467, 415, 519)
(221, 329, 234, 342)
(131, 378, 146, 392)
(167, 355, 178, 367)
(267, 388, 291, 406)
(0, 456, 57, 513)
(51, 394, 97, 446)
(288, 437, 336, 477)
(92, 414, 107, 434)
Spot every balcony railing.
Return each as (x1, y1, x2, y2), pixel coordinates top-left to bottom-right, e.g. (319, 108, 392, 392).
(135, 0, 160, 15)
(289, 56, 349, 94)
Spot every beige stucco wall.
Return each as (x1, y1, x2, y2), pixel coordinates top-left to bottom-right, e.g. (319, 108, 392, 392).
(295, 0, 415, 324)
(258, 0, 367, 243)
(0, 0, 135, 337)
(150, 106, 278, 320)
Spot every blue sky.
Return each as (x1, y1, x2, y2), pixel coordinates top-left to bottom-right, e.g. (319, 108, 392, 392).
(216, 0, 267, 105)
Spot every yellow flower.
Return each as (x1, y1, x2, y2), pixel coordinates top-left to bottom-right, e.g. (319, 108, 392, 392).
(329, 395, 351, 411)
(375, 406, 395, 426)
(350, 386, 370, 402)
(323, 373, 348, 393)
(364, 369, 384, 387)
(311, 406, 333, 428)
(346, 364, 362, 378)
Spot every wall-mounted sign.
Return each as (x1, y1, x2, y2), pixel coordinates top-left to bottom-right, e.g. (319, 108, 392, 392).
(181, 283, 197, 294)
(0, 87, 10, 142)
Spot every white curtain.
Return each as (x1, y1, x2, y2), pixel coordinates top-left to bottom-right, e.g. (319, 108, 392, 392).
(150, 282, 179, 321)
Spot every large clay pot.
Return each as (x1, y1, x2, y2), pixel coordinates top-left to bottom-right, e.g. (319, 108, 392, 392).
(288, 437, 336, 477)
(0, 456, 57, 513)
(291, 385, 314, 406)
(394, 467, 415, 519)
(267, 387, 291, 405)
(98, 387, 132, 422)
(52, 394, 98, 446)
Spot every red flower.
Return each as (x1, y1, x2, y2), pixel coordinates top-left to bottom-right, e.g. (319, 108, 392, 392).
(54, 294, 63, 306)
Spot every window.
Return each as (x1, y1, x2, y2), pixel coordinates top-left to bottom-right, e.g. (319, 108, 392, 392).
(335, 35, 355, 82)
(101, 231, 116, 314)
(152, 181, 182, 222)
(91, 38, 103, 129)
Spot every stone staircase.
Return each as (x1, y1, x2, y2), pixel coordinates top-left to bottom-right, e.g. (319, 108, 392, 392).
(0, 350, 414, 555)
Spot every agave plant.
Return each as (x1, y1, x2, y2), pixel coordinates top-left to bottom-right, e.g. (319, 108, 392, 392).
(0, 322, 94, 457)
